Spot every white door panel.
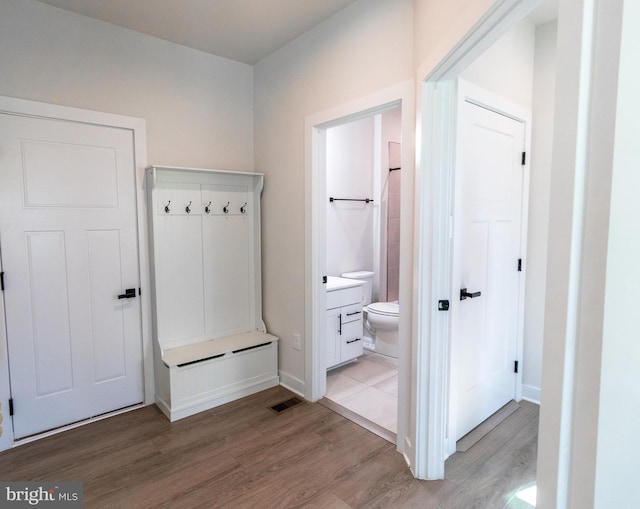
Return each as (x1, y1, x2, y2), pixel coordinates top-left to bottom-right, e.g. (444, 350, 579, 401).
(0, 114, 144, 439)
(452, 98, 525, 440)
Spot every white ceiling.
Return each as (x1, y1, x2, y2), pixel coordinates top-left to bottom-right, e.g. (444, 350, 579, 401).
(36, 0, 558, 65)
(36, 0, 359, 65)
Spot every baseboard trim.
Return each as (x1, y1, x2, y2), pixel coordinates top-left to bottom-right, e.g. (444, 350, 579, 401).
(165, 377, 280, 421)
(522, 384, 541, 405)
(279, 370, 305, 398)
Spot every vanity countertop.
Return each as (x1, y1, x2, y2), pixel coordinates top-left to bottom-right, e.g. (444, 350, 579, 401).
(326, 276, 364, 292)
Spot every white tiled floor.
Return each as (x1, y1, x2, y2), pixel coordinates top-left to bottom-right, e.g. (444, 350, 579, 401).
(325, 351, 398, 433)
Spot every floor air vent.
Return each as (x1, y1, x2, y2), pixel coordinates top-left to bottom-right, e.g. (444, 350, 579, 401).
(269, 397, 303, 414)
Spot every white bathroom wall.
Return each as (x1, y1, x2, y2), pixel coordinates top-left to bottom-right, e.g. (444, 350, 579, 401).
(326, 107, 402, 304)
(0, 0, 254, 170)
(326, 116, 376, 278)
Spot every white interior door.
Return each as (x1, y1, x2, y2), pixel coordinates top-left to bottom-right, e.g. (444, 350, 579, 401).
(0, 113, 144, 439)
(451, 94, 525, 441)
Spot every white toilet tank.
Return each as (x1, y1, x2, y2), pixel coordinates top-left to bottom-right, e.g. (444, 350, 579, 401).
(341, 271, 374, 305)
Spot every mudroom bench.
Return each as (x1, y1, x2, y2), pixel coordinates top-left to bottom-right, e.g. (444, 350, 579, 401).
(155, 331, 279, 421)
(146, 166, 279, 421)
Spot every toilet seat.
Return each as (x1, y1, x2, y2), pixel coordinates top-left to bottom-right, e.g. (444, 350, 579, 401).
(367, 302, 399, 316)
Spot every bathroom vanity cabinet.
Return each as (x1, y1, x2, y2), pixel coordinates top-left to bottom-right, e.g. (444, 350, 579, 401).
(326, 278, 364, 369)
(146, 166, 278, 421)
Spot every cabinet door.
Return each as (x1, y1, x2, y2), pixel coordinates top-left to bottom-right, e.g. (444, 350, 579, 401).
(341, 319, 364, 362)
(326, 308, 341, 369)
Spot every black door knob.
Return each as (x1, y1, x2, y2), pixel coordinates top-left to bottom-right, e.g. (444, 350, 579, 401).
(118, 288, 137, 299)
(460, 288, 481, 301)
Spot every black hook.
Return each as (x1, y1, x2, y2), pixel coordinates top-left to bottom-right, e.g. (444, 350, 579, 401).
(164, 200, 171, 213)
(223, 202, 230, 214)
(185, 201, 192, 214)
(205, 201, 212, 214)
(240, 202, 247, 214)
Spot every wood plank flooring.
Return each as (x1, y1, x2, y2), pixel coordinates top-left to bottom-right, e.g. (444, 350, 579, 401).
(0, 386, 538, 508)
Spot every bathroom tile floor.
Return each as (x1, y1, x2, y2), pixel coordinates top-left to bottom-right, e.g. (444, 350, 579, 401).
(325, 351, 398, 433)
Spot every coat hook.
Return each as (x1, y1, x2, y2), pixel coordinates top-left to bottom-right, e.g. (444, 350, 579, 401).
(164, 200, 171, 213)
(223, 201, 230, 214)
(185, 201, 192, 214)
(240, 202, 247, 214)
(205, 201, 212, 214)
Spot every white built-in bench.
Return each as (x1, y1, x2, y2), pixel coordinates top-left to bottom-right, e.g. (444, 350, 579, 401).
(155, 331, 278, 421)
(147, 166, 279, 421)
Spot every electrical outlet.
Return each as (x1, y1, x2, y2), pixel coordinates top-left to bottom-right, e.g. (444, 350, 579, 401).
(293, 333, 302, 351)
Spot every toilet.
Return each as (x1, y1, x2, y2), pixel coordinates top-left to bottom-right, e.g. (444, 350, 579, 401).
(341, 271, 400, 358)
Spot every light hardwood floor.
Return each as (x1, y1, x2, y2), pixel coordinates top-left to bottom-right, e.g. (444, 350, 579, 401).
(0, 386, 538, 508)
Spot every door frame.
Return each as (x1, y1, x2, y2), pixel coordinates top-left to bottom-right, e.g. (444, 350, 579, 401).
(0, 96, 152, 451)
(448, 78, 531, 456)
(304, 80, 414, 452)
(413, 0, 539, 479)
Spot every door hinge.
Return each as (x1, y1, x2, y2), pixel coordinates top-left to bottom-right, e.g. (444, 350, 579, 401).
(138, 287, 142, 296)
(322, 275, 327, 284)
(8, 398, 14, 416)
(521, 152, 526, 166)
(517, 259, 522, 272)
(514, 360, 519, 374)
(0, 271, 4, 291)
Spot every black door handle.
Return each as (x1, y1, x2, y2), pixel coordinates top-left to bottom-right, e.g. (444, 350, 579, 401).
(460, 288, 481, 300)
(118, 288, 137, 299)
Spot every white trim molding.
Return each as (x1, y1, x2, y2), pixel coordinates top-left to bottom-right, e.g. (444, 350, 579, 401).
(522, 385, 541, 405)
(279, 371, 306, 398)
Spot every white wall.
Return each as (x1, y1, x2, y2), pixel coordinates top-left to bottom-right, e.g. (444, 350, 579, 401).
(0, 0, 254, 171)
(413, 0, 494, 71)
(594, 1, 640, 505)
(460, 18, 536, 109)
(326, 116, 376, 278)
(254, 0, 414, 389)
(523, 20, 557, 403)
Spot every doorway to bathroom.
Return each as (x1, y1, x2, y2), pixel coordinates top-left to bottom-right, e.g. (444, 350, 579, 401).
(322, 107, 401, 441)
(304, 81, 414, 449)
